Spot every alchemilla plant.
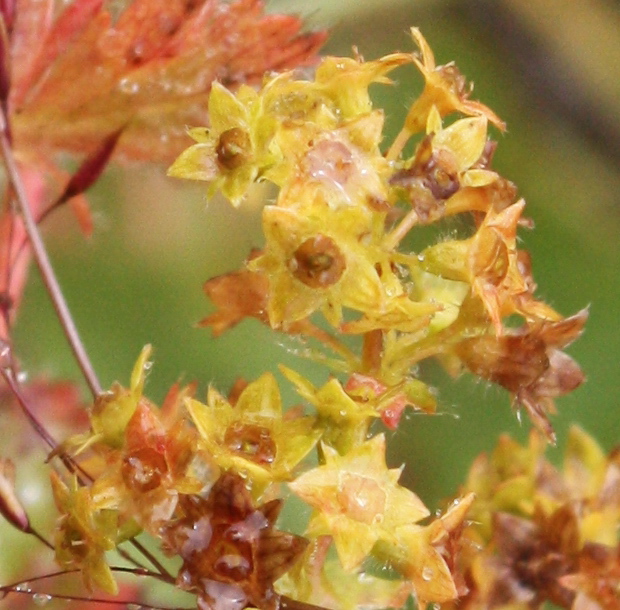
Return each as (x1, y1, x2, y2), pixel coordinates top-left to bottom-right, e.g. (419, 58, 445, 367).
(0, 1, 616, 609)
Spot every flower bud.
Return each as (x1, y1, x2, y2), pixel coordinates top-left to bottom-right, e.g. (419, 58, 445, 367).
(0, 458, 30, 532)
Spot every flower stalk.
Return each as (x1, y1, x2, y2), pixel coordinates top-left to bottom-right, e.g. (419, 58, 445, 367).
(0, 110, 102, 398)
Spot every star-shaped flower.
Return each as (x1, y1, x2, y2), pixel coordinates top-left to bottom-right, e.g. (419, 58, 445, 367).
(90, 398, 207, 533)
(289, 434, 430, 571)
(168, 82, 277, 205)
(276, 535, 413, 610)
(404, 28, 505, 135)
(186, 373, 321, 497)
(50, 472, 119, 594)
(250, 198, 386, 328)
(64, 345, 153, 454)
(393, 494, 475, 606)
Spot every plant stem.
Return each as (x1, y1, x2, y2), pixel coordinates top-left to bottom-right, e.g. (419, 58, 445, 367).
(383, 207, 420, 251)
(3, 591, 189, 608)
(0, 365, 92, 483)
(27, 525, 55, 551)
(126, 537, 175, 583)
(0, 112, 101, 398)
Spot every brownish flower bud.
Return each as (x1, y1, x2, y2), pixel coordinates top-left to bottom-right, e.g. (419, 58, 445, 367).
(121, 447, 168, 493)
(0, 458, 30, 532)
(216, 127, 252, 170)
(289, 235, 346, 289)
(489, 507, 580, 608)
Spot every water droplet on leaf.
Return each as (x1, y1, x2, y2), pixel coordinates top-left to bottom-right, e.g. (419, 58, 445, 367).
(118, 78, 140, 95)
(33, 593, 53, 606)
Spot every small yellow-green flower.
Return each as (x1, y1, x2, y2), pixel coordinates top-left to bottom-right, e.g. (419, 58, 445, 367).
(168, 82, 277, 206)
(289, 434, 430, 571)
(186, 372, 321, 497)
(250, 198, 386, 328)
(51, 472, 119, 594)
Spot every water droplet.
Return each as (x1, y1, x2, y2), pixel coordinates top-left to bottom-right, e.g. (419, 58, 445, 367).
(417, 253, 425, 261)
(118, 77, 140, 94)
(143, 360, 153, 371)
(15, 583, 30, 593)
(33, 593, 52, 606)
(422, 566, 434, 581)
(16, 371, 28, 383)
(126, 604, 143, 610)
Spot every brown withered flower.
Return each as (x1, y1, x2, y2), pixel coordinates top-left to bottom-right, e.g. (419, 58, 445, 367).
(486, 506, 581, 608)
(162, 471, 308, 610)
(454, 308, 588, 442)
(200, 250, 271, 336)
(561, 542, 620, 610)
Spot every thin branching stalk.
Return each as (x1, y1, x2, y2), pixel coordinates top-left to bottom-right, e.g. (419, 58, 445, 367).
(124, 537, 176, 583)
(0, 111, 102, 398)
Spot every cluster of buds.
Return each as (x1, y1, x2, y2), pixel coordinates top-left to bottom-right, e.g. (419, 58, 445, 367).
(0, 23, 598, 610)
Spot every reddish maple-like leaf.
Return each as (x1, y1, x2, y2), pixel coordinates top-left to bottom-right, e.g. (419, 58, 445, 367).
(1, 0, 326, 338)
(10, 0, 327, 165)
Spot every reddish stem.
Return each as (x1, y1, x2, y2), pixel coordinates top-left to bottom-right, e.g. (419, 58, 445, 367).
(0, 112, 101, 398)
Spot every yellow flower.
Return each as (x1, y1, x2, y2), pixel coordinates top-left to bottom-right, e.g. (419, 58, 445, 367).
(276, 535, 413, 610)
(186, 373, 321, 497)
(90, 400, 207, 534)
(168, 82, 277, 206)
(420, 200, 531, 333)
(270, 111, 391, 207)
(289, 434, 430, 571)
(314, 52, 411, 119)
(391, 494, 475, 605)
(250, 198, 386, 328)
(281, 366, 378, 455)
(405, 28, 505, 134)
(50, 472, 118, 595)
(64, 345, 153, 454)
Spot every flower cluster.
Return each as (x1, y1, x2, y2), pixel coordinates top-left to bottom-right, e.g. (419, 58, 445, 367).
(0, 17, 598, 610)
(447, 426, 620, 610)
(173, 28, 586, 442)
(46, 347, 478, 609)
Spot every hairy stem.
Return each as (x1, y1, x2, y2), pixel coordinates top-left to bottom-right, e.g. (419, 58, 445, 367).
(0, 113, 101, 398)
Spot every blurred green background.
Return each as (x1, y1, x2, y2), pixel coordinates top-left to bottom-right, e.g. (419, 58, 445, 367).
(9, 0, 620, 563)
